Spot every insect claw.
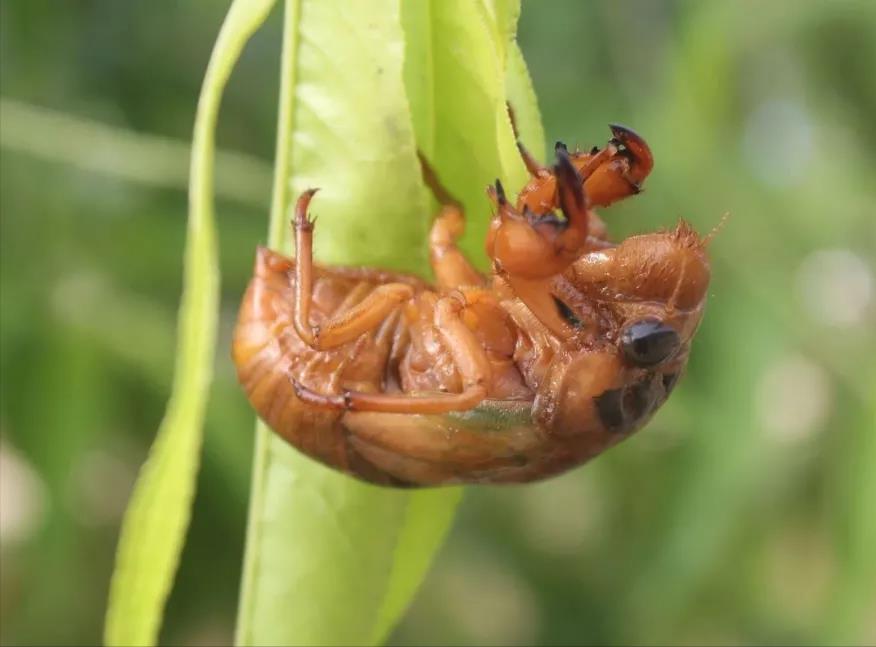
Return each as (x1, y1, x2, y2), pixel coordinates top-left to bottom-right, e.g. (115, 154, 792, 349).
(607, 124, 653, 177)
(554, 150, 579, 188)
(608, 123, 639, 141)
(494, 179, 507, 205)
(517, 140, 545, 176)
(293, 188, 320, 229)
(554, 143, 571, 164)
(553, 146, 587, 223)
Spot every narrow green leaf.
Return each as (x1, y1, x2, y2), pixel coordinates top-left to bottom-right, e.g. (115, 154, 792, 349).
(236, 0, 544, 644)
(103, 1, 277, 644)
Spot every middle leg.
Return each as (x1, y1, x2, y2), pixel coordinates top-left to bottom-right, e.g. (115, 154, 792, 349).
(291, 292, 491, 414)
(292, 190, 415, 350)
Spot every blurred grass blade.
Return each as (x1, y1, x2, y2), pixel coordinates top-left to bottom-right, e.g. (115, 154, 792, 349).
(0, 96, 273, 208)
(235, 0, 542, 644)
(821, 375, 876, 642)
(103, 0, 277, 645)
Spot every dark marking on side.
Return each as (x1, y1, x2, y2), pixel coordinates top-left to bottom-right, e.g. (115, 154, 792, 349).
(623, 379, 655, 422)
(594, 388, 625, 431)
(594, 373, 662, 433)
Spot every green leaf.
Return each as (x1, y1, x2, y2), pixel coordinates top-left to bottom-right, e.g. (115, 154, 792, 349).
(505, 39, 546, 161)
(103, 1, 277, 645)
(402, 0, 528, 266)
(369, 488, 463, 645)
(236, 0, 544, 644)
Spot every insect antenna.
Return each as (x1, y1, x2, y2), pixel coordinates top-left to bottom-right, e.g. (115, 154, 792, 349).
(703, 212, 731, 247)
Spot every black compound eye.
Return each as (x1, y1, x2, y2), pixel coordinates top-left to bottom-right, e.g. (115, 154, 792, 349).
(620, 319, 680, 367)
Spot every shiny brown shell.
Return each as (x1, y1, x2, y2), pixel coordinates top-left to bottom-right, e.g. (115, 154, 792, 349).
(233, 125, 711, 487)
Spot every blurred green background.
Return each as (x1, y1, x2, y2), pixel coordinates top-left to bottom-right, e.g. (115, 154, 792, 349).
(1, 1, 874, 645)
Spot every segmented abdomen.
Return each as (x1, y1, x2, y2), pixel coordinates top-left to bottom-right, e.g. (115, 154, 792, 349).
(232, 246, 426, 484)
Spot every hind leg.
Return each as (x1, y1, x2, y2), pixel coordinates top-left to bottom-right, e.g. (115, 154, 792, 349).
(419, 153, 486, 290)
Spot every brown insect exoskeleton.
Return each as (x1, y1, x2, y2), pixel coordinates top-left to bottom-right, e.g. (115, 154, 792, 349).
(233, 125, 711, 487)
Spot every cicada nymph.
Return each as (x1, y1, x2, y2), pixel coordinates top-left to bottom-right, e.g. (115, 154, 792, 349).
(233, 125, 710, 487)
